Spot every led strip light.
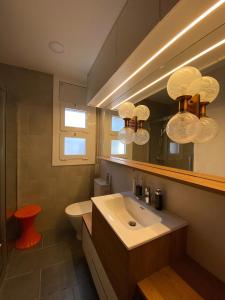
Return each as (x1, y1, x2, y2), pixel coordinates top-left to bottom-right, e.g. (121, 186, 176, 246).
(96, 0, 225, 108)
(112, 38, 225, 109)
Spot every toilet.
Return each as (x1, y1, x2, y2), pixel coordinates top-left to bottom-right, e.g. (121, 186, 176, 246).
(65, 178, 110, 239)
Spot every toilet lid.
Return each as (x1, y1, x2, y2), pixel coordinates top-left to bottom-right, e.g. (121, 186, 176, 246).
(65, 200, 92, 216)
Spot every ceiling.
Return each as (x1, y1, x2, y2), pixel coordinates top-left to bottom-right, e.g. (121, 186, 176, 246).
(0, 0, 126, 85)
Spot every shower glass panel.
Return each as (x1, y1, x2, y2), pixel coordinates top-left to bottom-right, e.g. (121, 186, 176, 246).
(0, 86, 7, 281)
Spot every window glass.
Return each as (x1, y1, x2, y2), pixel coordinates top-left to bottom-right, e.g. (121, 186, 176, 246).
(111, 140, 126, 155)
(169, 142, 180, 154)
(64, 137, 86, 155)
(65, 108, 86, 128)
(111, 116, 124, 132)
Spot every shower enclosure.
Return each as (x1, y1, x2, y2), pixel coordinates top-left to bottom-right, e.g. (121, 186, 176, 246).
(0, 85, 18, 283)
(0, 86, 7, 282)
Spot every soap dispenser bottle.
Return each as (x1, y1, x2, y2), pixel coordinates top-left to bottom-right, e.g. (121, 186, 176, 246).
(135, 176, 143, 199)
(154, 188, 163, 210)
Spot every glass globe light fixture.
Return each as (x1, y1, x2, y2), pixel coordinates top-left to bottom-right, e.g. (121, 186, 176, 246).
(134, 128, 150, 145)
(118, 127, 135, 144)
(192, 116, 218, 143)
(118, 102, 135, 119)
(186, 76, 220, 103)
(167, 66, 202, 100)
(166, 111, 201, 144)
(133, 105, 150, 120)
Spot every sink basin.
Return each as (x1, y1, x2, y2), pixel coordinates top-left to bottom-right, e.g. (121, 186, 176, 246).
(92, 192, 187, 249)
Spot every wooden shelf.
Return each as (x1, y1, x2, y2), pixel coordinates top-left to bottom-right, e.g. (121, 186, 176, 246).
(138, 266, 203, 300)
(99, 156, 225, 194)
(138, 256, 225, 300)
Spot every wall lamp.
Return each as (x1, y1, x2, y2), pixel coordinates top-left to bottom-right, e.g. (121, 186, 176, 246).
(166, 66, 220, 144)
(118, 103, 150, 145)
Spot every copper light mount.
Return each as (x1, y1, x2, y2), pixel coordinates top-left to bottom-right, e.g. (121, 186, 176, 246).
(177, 94, 209, 118)
(124, 117, 145, 132)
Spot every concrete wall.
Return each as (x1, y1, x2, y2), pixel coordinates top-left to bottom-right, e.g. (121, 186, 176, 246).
(0, 63, 95, 232)
(99, 159, 225, 282)
(87, 0, 179, 102)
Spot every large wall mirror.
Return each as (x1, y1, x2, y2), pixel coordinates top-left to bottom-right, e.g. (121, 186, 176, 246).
(99, 59, 225, 180)
(94, 1, 225, 189)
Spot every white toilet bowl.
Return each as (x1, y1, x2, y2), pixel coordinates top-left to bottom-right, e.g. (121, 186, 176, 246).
(65, 178, 110, 240)
(65, 200, 92, 240)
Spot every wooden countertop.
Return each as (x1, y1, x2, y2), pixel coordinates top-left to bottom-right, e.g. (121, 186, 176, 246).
(138, 266, 203, 300)
(83, 213, 92, 235)
(138, 256, 225, 300)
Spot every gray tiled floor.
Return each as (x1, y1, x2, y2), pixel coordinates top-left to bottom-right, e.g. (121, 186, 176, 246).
(0, 230, 99, 300)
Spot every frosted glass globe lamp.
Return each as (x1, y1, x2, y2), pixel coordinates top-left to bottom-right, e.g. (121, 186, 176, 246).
(133, 105, 150, 121)
(167, 66, 202, 100)
(134, 128, 150, 145)
(118, 102, 135, 119)
(192, 116, 218, 144)
(118, 127, 135, 144)
(186, 76, 220, 103)
(166, 111, 201, 144)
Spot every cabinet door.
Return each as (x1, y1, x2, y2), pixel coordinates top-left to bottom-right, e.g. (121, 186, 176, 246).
(82, 224, 118, 300)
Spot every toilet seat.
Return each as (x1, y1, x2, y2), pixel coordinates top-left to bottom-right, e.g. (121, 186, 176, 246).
(65, 200, 92, 217)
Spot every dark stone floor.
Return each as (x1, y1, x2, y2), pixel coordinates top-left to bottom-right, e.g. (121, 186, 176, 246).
(0, 229, 99, 300)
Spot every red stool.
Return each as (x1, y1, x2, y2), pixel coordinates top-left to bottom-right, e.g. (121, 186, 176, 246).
(14, 204, 41, 249)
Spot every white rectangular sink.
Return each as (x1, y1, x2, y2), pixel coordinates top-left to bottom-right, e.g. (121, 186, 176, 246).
(92, 192, 187, 250)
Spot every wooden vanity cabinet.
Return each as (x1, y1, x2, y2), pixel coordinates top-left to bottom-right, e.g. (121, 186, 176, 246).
(92, 204, 187, 300)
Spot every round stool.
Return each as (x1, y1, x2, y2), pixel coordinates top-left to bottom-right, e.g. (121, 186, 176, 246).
(14, 204, 41, 249)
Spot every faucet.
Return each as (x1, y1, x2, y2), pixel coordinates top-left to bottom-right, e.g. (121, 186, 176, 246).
(144, 187, 151, 205)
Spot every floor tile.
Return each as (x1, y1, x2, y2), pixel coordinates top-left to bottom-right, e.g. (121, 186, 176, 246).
(0, 271, 40, 300)
(1, 230, 98, 300)
(40, 260, 77, 297)
(74, 257, 93, 284)
(73, 278, 99, 300)
(6, 242, 73, 278)
(41, 287, 75, 300)
(6, 248, 40, 278)
(42, 229, 75, 247)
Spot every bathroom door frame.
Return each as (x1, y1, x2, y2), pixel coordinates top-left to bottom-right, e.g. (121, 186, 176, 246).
(0, 86, 7, 283)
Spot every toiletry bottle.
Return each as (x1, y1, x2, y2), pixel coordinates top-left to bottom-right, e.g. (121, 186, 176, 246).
(135, 176, 143, 199)
(132, 177, 137, 195)
(154, 188, 163, 210)
(106, 173, 111, 185)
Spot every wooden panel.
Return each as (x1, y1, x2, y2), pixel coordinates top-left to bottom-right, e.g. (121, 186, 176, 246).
(83, 213, 92, 235)
(92, 204, 187, 300)
(92, 205, 130, 300)
(138, 266, 203, 300)
(99, 156, 225, 193)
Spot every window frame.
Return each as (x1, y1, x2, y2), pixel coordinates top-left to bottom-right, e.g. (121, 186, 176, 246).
(99, 110, 132, 159)
(52, 77, 96, 166)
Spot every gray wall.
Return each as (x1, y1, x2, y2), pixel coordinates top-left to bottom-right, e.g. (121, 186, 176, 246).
(99, 159, 225, 282)
(87, 0, 179, 102)
(0, 63, 95, 232)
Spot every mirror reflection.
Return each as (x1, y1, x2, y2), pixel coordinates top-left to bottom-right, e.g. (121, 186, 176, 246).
(99, 59, 225, 178)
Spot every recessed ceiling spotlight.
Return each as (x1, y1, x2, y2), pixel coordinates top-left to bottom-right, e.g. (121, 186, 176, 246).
(48, 41, 64, 54)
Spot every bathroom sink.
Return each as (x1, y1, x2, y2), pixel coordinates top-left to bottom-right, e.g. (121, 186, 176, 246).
(91, 192, 187, 249)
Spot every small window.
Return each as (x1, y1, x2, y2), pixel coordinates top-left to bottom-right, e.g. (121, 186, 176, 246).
(169, 142, 180, 154)
(111, 140, 126, 155)
(111, 116, 124, 132)
(64, 137, 86, 155)
(65, 108, 86, 128)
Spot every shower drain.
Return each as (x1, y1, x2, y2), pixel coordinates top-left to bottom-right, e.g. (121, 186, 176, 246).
(128, 220, 136, 227)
